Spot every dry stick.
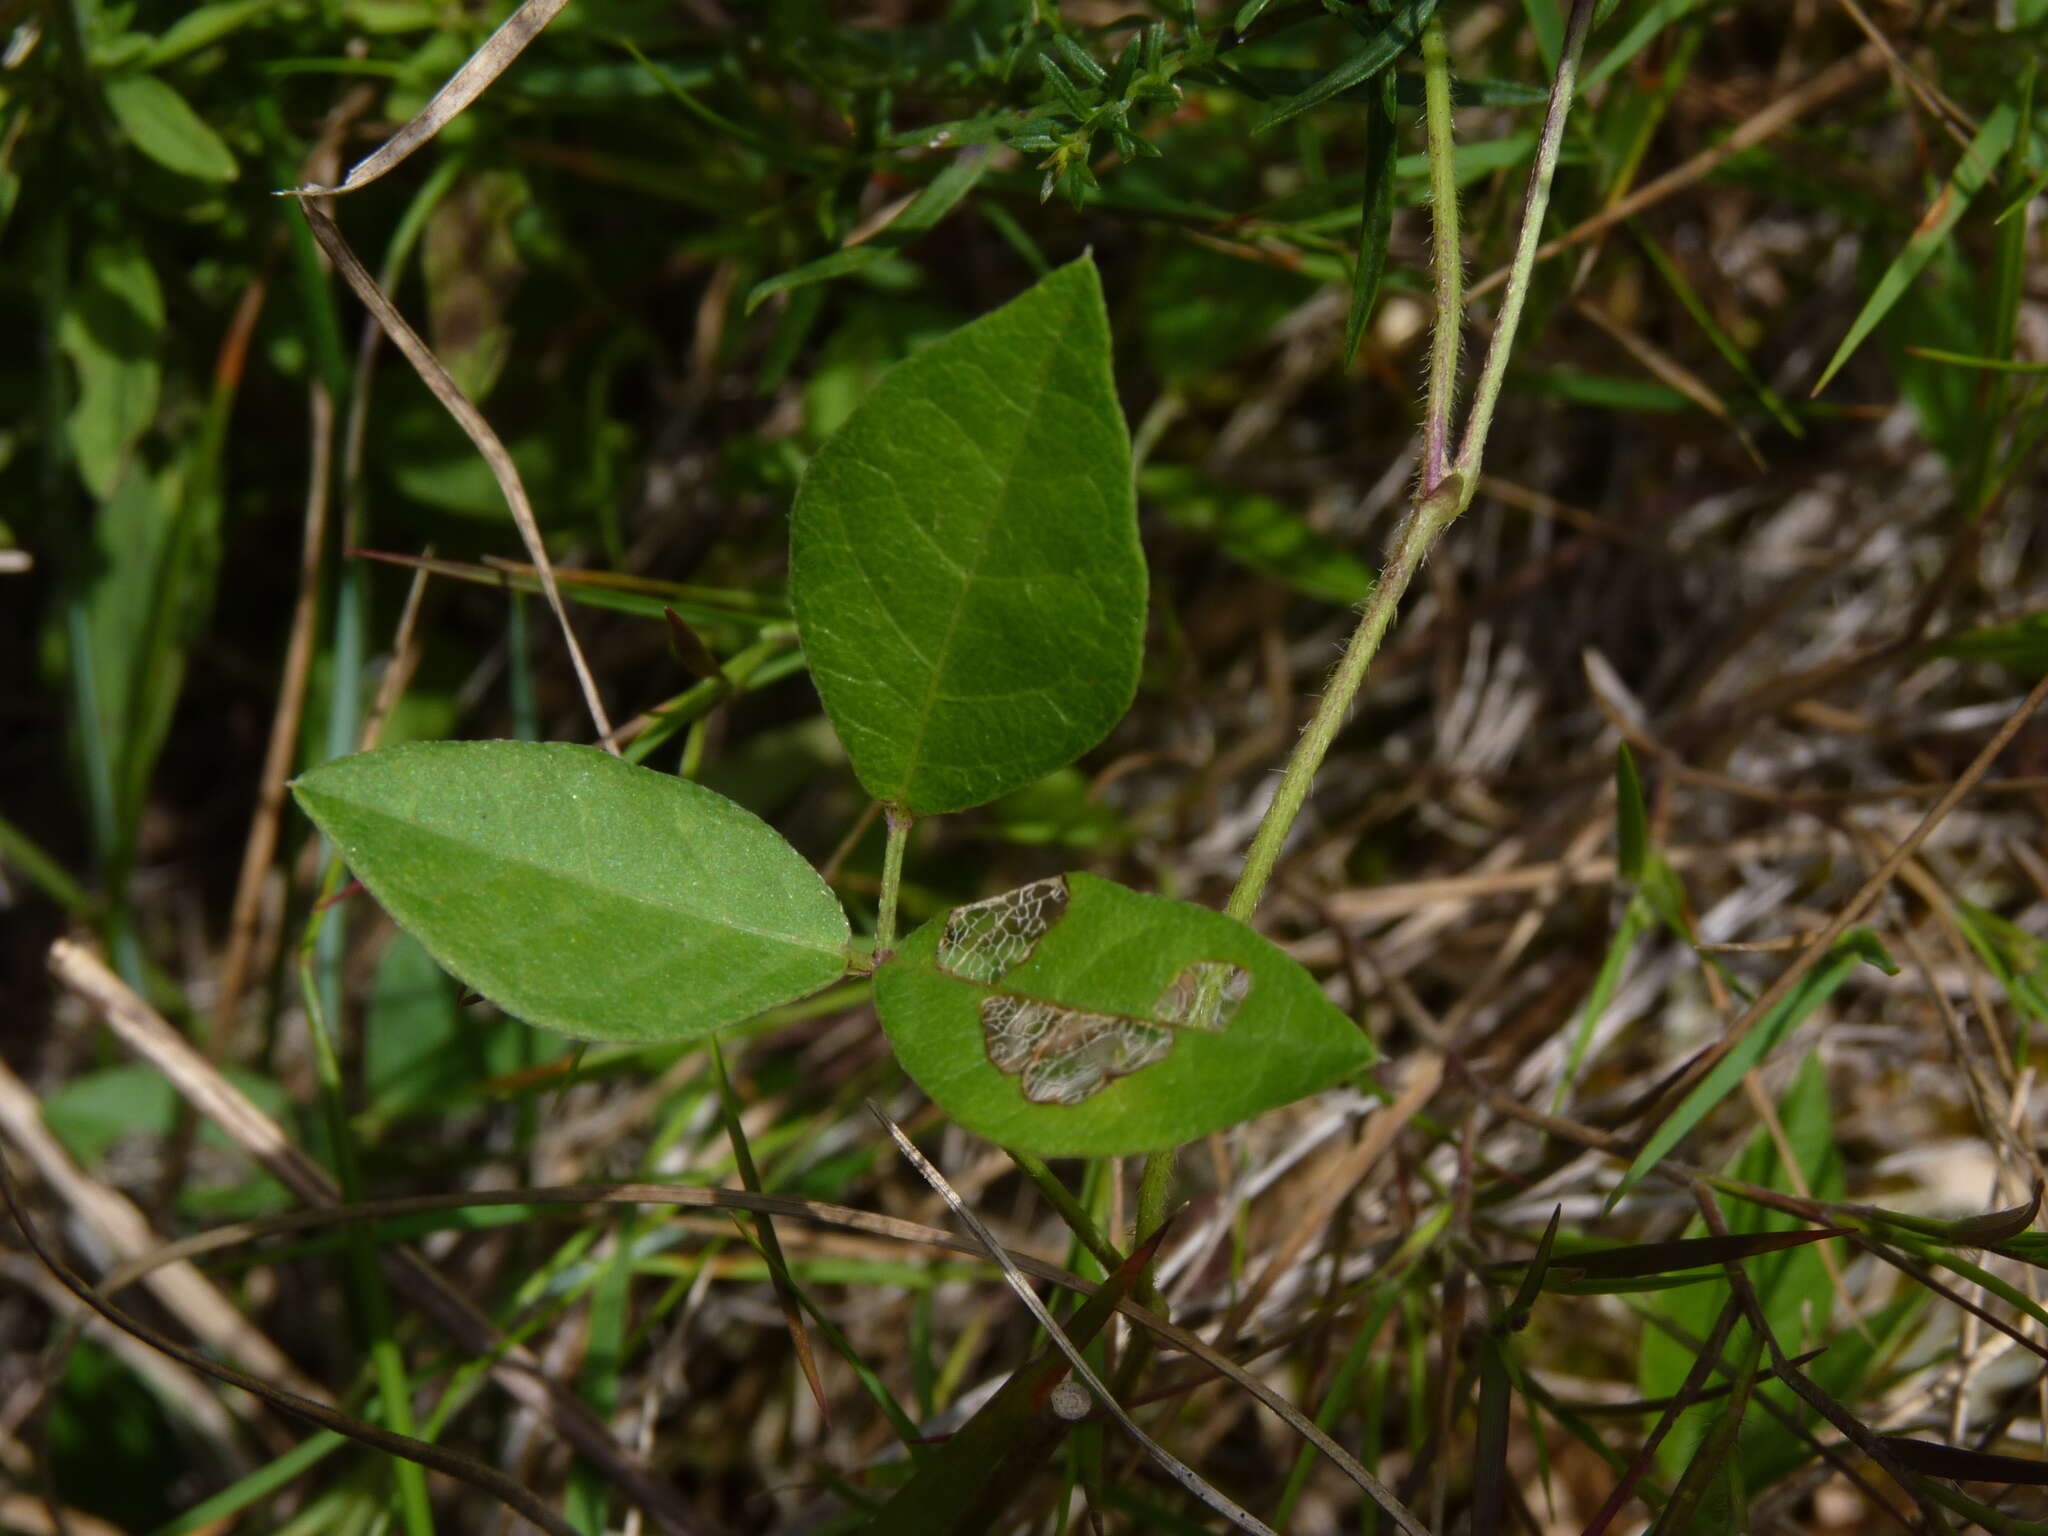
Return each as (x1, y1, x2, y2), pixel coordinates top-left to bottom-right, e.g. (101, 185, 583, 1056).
(1465, 43, 1888, 303)
(872, 1108, 1285, 1536)
(0, 1149, 585, 1536)
(1215, 1055, 1445, 1349)
(1693, 1184, 1956, 1532)
(0, 1058, 323, 1405)
(292, 201, 617, 748)
(298, 0, 571, 196)
(207, 383, 335, 1062)
(1579, 1293, 1747, 1536)
(204, 83, 377, 1057)
(1629, 667, 2048, 1147)
(47, 938, 718, 1536)
(358, 554, 435, 753)
(95, 1173, 1436, 1519)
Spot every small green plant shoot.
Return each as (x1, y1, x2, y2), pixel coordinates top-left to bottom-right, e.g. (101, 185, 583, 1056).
(294, 253, 1368, 1155)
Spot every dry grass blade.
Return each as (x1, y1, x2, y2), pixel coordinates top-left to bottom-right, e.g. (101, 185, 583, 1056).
(297, 0, 571, 195)
(207, 383, 333, 1061)
(873, 1104, 1285, 1536)
(1217, 1052, 1442, 1345)
(0, 1055, 320, 1402)
(292, 200, 617, 747)
(46, 937, 715, 1536)
(1467, 44, 1887, 302)
(709, 1038, 830, 1425)
(1630, 667, 2048, 1155)
(0, 1145, 585, 1536)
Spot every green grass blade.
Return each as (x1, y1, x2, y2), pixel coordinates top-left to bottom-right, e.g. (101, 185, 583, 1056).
(1344, 71, 1399, 366)
(1811, 100, 2018, 396)
(1251, 0, 1438, 135)
(1610, 931, 1894, 1209)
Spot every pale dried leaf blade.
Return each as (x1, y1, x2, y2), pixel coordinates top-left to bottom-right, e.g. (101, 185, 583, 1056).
(295, 202, 615, 746)
(298, 0, 572, 196)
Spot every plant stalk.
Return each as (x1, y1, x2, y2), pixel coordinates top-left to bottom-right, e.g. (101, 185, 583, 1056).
(1142, 0, 1600, 1232)
(874, 806, 912, 953)
(1419, 13, 1462, 492)
(1453, 0, 1597, 481)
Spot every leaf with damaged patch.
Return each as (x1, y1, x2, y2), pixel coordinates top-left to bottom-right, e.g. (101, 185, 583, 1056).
(876, 872, 1374, 1154)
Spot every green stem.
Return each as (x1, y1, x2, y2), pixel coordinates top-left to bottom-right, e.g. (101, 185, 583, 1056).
(1419, 14, 1462, 492)
(1011, 1150, 1126, 1275)
(298, 891, 434, 1536)
(1134, 1143, 1178, 1250)
(1453, 0, 1597, 481)
(1137, 0, 1601, 1245)
(874, 806, 912, 953)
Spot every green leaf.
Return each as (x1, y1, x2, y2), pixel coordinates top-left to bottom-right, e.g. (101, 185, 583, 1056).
(875, 873, 1375, 1155)
(790, 256, 1146, 814)
(1950, 899, 2048, 1066)
(1251, 0, 1438, 135)
(292, 741, 851, 1044)
(1611, 931, 1894, 1208)
(141, 0, 283, 68)
(1614, 742, 1648, 882)
(1811, 100, 2016, 396)
(1638, 1052, 1846, 1485)
(747, 149, 998, 314)
(1344, 70, 1398, 367)
(104, 72, 239, 183)
(58, 240, 163, 499)
(1933, 610, 2048, 677)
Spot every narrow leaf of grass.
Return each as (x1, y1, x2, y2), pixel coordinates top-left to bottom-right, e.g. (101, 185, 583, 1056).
(1811, 100, 2018, 396)
(1510, 1205, 1564, 1316)
(1882, 1438, 2048, 1485)
(1554, 894, 1650, 1110)
(1845, 1184, 2042, 1248)
(564, 1215, 632, 1534)
(1010, 1149, 1126, 1275)
(711, 1037, 831, 1424)
(1587, 1295, 1744, 1536)
(1472, 1336, 1513, 1536)
(0, 809, 93, 914)
(1631, 221, 1803, 437)
(1580, 0, 1706, 93)
(1610, 931, 1895, 1209)
(1343, 71, 1398, 366)
(1251, 0, 1438, 135)
(854, 1223, 1167, 1535)
(297, 940, 435, 1536)
(1904, 346, 2048, 373)
(1272, 1275, 1413, 1527)
(746, 147, 997, 312)
(1650, 1328, 1762, 1536)
(725, 1212, 926, 1454)
(145, 1433, 348, 1536)
(1615, 742, 1649, 881)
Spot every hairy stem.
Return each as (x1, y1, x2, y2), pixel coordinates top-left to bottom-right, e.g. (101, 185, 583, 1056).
(1139, 0, 1599, 1286)
(1454, 0, 1597, 480)
(1419, 14, 1462, 493)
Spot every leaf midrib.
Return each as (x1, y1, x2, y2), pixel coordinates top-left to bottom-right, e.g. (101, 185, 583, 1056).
(321, 795, 847, 957)
(889, 303, 1078, 805)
